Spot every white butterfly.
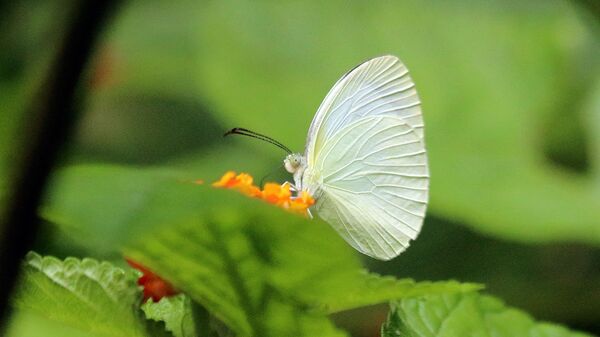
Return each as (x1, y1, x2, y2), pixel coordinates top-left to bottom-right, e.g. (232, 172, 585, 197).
(228, 55, 428, 260)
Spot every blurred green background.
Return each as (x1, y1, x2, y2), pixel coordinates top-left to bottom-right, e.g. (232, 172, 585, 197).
(1, 0, 599, 336)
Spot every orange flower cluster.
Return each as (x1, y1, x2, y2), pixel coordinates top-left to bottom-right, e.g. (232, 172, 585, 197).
(212, 171, 315, 216)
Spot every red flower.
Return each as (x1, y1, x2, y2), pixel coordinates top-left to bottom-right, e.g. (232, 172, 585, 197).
(125, 258, 178, 302)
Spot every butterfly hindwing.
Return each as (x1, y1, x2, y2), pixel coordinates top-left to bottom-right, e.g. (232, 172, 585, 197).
(314, 116, 428, 260)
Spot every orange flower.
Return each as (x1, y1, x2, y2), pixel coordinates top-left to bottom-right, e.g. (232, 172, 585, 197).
(212, 171, 261, 198)
(212, 171, 315, 216)
(290, 191, 316, 215)
(262, 182, 292, 206)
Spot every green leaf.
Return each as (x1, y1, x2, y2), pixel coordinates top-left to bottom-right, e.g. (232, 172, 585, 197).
(290, 271, 481, 313)
(142, 295, 197, 337)
(5, 310, 100, 337)
(123, 186, 353, 337)
(41, 146, 278, 256)
(12, 252, 170, 337)
(583, 71, 600, 187)
(381, 291, 593, 337)
(40, 165, 198, 255)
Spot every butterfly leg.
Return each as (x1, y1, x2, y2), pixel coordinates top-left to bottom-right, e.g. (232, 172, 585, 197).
(289, 194, 313, 218)
(284, 181, 297, 192)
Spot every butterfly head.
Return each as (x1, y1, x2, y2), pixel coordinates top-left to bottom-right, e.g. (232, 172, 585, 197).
(284, 153, 304, 174)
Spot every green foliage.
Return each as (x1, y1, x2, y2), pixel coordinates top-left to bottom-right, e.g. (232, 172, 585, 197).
(583, 72, 600, 185)
(121, 179, 472, 336)
(142, 295, 197, 337)
(12, 252, 168, 337)
(6, 310, 100, 337)
(381, 291, 593, 337)
(38, 164, 475, 336)
(41, 164, 201, 255)
(301, 273, 479, 313)
(40, 147, 277, 256)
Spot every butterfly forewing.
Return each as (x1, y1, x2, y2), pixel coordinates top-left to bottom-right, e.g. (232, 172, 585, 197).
(305, 55, 424, 166)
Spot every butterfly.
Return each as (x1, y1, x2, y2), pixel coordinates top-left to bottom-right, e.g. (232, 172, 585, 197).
(226, 55, 428, 260)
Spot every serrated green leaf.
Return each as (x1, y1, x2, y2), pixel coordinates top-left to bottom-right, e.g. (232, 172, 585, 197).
(381, 291, 594, 337)
(142, 295, 197, 337)
(12, 252, 173, 337)
(13, 252, 148, 337)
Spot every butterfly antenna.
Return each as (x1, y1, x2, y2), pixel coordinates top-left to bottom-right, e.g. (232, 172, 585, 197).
(224, 127, 292, 154)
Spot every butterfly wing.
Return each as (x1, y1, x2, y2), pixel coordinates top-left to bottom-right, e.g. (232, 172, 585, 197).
(305, 55, 424, 166)
(306, 56, 428, 260)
